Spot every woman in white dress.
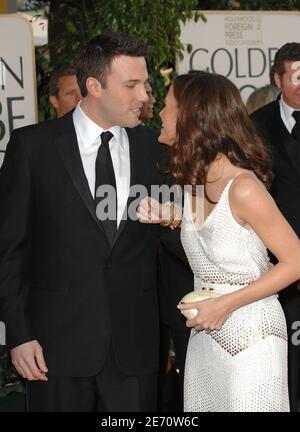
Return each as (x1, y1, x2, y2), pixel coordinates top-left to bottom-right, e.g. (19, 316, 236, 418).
(138, 72, 300, 412)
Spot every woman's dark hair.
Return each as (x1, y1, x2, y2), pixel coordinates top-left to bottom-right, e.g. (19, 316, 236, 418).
(168, 71, 273, 195)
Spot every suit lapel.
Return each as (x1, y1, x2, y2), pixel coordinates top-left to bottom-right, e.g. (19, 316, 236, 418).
(55, 115, 145, 250)
(269, 104, 289, 157)
(54, 111, 107, 239)
(268, 103, 300, 174)
(274, 103, 300, 171)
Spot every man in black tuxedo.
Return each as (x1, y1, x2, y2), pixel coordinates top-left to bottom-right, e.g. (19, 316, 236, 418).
(251, 42, 300, 412)
(0, 32, 164, 411)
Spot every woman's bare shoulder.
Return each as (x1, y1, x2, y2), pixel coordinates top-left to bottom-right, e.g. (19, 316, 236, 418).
(229, 171, 275, 224)
(230, 171, 267, 201)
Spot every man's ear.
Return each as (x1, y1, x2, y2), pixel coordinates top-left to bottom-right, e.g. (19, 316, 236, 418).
(50, 95, 59, 109)
(274, 73, 281, 90)
(85, 77, 102, 97)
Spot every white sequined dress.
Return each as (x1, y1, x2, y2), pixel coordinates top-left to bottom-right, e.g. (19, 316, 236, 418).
(181, 178, 290, 412)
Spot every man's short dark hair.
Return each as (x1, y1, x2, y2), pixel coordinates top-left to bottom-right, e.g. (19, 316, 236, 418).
(76, 32, 149, 97)
(271, 42, 300, 81)
(49, 67, 77, 97)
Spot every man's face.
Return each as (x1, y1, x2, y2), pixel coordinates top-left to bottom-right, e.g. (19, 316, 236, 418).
(274, 60, 300, 109)
(140, 81, 156, 122)
(97, 55, 149, 128)
(50, 75, 81, 118)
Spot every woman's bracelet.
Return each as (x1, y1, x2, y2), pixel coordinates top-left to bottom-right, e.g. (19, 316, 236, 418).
(160, 202, 182, 229)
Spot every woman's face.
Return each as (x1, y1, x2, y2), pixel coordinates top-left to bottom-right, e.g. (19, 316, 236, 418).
(158, 84, 178, 146)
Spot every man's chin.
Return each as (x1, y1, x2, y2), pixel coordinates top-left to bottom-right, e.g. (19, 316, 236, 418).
(123, 118, 141, 128)
(158, 133, 164, 143)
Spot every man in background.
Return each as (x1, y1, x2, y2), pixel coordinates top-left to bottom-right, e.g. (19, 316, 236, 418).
(139, 80, 156, 124)
(251, 42, 300, 412)
(49, 68, 81, 118)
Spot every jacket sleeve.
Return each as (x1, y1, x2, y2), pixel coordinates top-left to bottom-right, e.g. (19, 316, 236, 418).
(0, 130, 33, 349)
(160, 228, 190, 266)
(158, 148, 190, 265)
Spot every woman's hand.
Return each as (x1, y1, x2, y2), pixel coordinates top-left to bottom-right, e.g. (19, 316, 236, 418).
(137, 197, 176, 224)
(177, 296, 232, 332)
(137, 196, 161, 224)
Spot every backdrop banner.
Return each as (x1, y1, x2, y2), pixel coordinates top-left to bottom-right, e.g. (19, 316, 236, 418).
(0, 13, 37, 168)
(0, 13, 37, 344)
(179, 11, 300, 100)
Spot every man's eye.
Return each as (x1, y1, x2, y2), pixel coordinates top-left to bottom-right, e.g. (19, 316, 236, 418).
(126, 85, 135, 88)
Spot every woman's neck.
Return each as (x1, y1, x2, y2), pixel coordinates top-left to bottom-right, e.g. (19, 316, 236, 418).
(206, 154, 231, 183)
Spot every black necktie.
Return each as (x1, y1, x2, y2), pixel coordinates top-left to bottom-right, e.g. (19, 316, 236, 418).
(95, 131, 117, 245)
(292, 111, 300, 141)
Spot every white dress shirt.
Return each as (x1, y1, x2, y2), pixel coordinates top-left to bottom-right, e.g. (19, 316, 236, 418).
(279, 96, 300, 133)
(73, 102, 130, 227)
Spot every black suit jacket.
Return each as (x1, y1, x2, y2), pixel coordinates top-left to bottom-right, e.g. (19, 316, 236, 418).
(251, 99, 300, 412)
(251, 100, 300, 236)
(0, 111, 164, 377)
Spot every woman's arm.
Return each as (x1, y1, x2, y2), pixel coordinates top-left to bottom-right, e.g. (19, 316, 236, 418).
(227, 173, 300, 308)
(179, 173, 300, 331)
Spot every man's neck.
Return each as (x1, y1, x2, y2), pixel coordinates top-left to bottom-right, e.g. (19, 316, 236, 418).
(80, 99, 113, 129)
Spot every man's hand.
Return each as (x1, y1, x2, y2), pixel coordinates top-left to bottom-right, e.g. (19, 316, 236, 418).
(11, 340, 48, 381)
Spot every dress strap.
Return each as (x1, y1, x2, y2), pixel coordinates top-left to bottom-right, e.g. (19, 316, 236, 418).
(226, 171, 251, 193)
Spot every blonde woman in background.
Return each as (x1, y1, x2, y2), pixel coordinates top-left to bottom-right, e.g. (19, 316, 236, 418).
(246, 84, 280, 114)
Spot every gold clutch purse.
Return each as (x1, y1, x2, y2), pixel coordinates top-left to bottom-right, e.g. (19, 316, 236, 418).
(180, 288, 222, 319)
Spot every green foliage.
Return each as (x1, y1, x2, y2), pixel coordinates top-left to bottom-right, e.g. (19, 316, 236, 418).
(29, 0, 203, 128)
(0, 346, 25, 398)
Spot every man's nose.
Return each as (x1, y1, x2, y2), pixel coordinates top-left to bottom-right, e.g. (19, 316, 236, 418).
(138, 86, 149, 103)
